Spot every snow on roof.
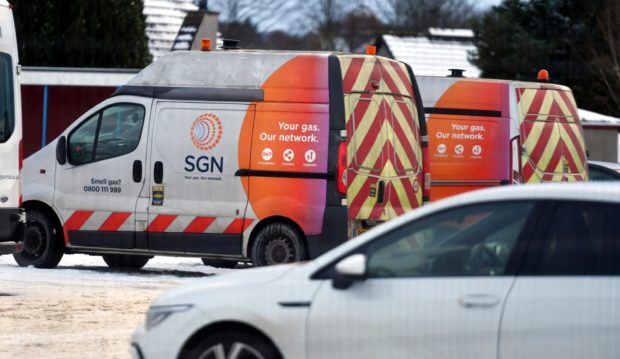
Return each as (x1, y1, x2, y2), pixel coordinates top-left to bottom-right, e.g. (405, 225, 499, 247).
(579, 108, 620, 126)
(382, 34, 480, 77)
(428, 28, 474, 38)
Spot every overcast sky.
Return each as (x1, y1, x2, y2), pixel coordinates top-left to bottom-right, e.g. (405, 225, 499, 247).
(207, 0, 505, 34)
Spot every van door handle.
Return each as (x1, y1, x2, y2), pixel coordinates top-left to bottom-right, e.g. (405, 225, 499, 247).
(132, 160, 142, 183)
(458, 294, 500, 308)
(154, 161, 163, 184)
(377, 180, 386, 203)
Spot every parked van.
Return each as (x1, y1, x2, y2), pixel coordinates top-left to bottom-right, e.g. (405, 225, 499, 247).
(0, 1, 25, 252)
(418, 71, 587, 201)
(18, 49, 427, 268)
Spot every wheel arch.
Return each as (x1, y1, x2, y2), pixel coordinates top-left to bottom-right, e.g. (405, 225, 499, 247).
(22, 200, 65, 244)
(178, 320, 283, 359)
(247, 216, 308, 258)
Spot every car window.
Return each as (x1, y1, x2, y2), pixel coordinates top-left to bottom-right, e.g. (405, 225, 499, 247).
(68, 104, 145, 165)
(536, 201, 620, 275)
(588, 166, 620, 181)
(365, 202, 535, 278)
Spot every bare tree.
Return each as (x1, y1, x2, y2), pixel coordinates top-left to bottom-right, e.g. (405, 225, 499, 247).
(309, 0, 344, 50)
(387, 0, 476, 34)
(585, 0, 620, 115)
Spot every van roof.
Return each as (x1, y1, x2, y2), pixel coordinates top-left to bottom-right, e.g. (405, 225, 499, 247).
(127, 50, 352, 89)
(417, 75, 571, 92)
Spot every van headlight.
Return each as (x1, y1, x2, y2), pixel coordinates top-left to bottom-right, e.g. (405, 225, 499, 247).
(145, 304, 193, 330)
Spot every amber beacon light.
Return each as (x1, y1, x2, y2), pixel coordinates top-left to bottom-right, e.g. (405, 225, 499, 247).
(201, 38, 212, 51)
(366, 45, 377, 55)
(537, 69, 549, 82)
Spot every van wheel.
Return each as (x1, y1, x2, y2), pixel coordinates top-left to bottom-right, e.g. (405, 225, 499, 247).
(102, 254, 150, 270)
(13, 210, 64, 268)
(201, 258, 238, 268)
(251, 223, 306, 266)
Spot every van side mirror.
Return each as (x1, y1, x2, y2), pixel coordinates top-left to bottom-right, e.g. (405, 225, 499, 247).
(56, 136, 67, 165)
(332, 253, 367, 290)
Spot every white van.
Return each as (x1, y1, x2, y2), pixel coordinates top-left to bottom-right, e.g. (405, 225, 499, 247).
(18, 49, 427, 268)
(0, 1, 24, 252)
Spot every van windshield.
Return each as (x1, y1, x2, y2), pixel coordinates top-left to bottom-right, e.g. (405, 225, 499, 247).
(0, 53, 14, 143)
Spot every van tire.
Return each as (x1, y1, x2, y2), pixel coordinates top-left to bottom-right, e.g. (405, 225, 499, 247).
(102, 254, 150, 270)
(13, 210, 64, 268)
(251, 223, 307, 266)
(201, 258, 238, 268)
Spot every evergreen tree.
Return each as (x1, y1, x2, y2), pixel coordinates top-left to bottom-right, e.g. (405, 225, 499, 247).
(470, 0, 615, 116)
(13, 0, 151, 68)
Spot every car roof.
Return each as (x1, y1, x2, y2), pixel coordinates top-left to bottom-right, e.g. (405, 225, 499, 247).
(309, 183, 620, 268)
(588, 160, 620, 170)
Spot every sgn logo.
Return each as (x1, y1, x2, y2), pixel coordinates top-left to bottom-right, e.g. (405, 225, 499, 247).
(185, 113, 224, 173)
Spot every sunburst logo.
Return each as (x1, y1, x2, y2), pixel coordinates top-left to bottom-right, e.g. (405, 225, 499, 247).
(190, 113, 222, 151)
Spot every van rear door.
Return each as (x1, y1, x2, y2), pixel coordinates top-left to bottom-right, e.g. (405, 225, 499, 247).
(517, 87, 587, 182)
(340, 56, 423, 231)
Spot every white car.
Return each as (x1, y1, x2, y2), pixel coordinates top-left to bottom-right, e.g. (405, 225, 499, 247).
(131, 183, 620, 359)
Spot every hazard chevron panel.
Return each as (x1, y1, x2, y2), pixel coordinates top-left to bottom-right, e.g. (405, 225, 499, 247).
(62, 210, 254, 245)
(339, 55, 423, 221)
(517, 88, 587, 182)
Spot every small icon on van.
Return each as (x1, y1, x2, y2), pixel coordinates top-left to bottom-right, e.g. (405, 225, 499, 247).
(283, 149, 294, 162)
(261, 148, 273, 161)
(472, 145, 482, 156)
(437, 144, 446, 154)
(454, 144, 464, 155)
(305, 149, 316, 163)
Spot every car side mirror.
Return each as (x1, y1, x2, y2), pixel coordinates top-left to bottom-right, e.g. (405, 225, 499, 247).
(332, 253, 367, 290)
(56, 136, 67, 165)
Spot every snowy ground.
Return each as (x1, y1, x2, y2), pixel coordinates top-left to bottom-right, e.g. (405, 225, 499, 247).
(0, 254, 239, 358)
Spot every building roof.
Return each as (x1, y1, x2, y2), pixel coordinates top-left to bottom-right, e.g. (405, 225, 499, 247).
(143, 0, 199, 59)
(579, 108, 620, 127)
(20, 67, 139, 87)
(379, 32, 480, 77)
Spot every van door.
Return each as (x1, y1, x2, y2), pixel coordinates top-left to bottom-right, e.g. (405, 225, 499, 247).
(346, 94, 388, 223)
(517, 88, 587, 182)
(145, 101, 253, 256)
(384, 96, 423, 217)
(55, 98, 152, 248)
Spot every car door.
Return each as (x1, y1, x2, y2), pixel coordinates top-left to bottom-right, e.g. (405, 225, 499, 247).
(307, 201, 541, 359)
(145, 101, 253, 255)
(500, 201, 620, 359)
(55, 98, 151, 248)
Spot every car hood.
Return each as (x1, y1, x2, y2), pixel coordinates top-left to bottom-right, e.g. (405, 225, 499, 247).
(152, 263, 299, 306)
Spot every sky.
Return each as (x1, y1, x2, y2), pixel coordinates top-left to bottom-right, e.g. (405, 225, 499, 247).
(205, 0, 506, 34)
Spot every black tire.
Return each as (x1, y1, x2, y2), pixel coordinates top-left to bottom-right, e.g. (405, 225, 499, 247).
(13, 210, 64, 268)
(201, 258, 238, 268)
(184, 330, 281, 359)
(251, 223, 307, 267)
(102, 254, 150, 270)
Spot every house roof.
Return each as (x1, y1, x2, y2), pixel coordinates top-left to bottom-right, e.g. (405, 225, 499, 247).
(379, 32, 480, 77)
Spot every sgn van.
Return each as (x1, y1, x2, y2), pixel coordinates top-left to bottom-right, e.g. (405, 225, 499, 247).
(418, 70, 587, 201)
(0, 1, 24, 253)
(18, 44, 428, 268)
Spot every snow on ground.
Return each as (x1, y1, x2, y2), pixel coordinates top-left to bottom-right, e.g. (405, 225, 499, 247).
(0, 254, 239, 358)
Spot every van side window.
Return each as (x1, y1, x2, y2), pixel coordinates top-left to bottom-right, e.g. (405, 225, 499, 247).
(68, 104, 145, 165)
(95, 105, 145, 161)
(0, 53, 14, 143)
(535, 201, 620, 275)
(68, 113, 99, 164)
